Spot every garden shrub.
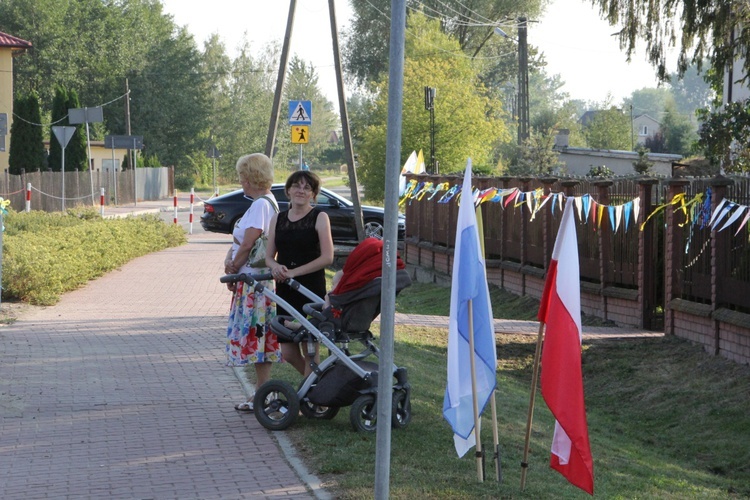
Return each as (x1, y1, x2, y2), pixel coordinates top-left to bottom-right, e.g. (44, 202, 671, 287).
(2, 212, 186, 305)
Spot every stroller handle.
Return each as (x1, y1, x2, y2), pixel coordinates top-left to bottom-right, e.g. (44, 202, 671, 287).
(220, 272, 274, 285)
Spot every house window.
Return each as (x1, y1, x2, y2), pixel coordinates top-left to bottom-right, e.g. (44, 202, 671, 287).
(640, 125, 648, 136)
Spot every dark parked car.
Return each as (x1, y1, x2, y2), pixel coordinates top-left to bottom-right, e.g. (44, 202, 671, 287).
(200, 184, 405, 243)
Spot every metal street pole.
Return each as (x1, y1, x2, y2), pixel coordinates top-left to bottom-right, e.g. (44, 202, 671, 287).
(111, 145, 117, 206)
(375, 1, 406, 498)
(133, 138, 137, 206)
(517, 16, 530, 144)
(61, 146, 66, 211)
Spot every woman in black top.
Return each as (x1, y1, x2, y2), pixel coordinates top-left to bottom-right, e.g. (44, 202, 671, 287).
(265, 170, 334, 376)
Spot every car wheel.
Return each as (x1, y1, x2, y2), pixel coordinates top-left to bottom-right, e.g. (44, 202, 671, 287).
(364, 219, 384, 239)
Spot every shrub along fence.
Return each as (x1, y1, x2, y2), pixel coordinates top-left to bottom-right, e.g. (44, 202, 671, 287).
(0, 167, 172, 212)
(403, 173, 750, 365)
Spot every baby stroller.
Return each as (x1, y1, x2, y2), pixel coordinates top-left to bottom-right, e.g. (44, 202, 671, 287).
(221, 238, 412, 432)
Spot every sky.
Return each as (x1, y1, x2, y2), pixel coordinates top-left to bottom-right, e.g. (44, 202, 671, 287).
(160, 0, 668, 106)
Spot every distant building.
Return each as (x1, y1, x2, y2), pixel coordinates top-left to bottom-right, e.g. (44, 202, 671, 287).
(632, 113, 661, 145)
(43, 140, 128, 172)
(724, 26, 750, 105)
(0, 31, 32, 171)
(553, 144, 680, 177)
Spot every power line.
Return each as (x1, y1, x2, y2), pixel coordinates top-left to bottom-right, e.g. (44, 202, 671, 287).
(12, 91, 130, 128)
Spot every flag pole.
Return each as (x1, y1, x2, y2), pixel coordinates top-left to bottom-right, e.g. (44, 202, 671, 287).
(520, 320, 545, 491)
(477, 203, 501, 482)
(490, 391, 501, 481)
(467, 299, 484, 482)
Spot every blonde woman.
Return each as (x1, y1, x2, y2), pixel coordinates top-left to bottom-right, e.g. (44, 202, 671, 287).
(265, 170, 334, 376)
(224, 153, 280, 412)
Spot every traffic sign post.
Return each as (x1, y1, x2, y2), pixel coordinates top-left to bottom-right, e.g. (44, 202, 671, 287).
(52, 126, 76, 211)
(208, 145, 221, 196)
(69, 107, 104, 207)
(289, 101, 312, 169)
(104, 135, 143, 206)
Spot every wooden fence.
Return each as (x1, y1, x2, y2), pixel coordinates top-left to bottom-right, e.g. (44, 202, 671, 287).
(403, 173, 750, 365)
(0, 167, 172, 212)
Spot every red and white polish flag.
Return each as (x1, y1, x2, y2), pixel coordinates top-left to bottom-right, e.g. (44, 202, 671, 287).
(538, 197, 594, 495)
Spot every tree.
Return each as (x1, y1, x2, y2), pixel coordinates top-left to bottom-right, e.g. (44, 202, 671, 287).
(593, 0, 749, 85)
(632, 146, 654, 174)
(8, 91, 45, 174)
(667, 62, 715, 116)
(697, 99, 750, 172)
(357, 12, 509, 200)
(0, 0, 211, 173)
(128, 27, 211, 170)
(623, 87, 671, 121)
(513, 130, 561, 175)
(583, 106, 633, 150)
(660, 98, 696, 156)
(200, 34, 233, 174)
(218, 39, 277, 178)
(644, 131, 667, 153)
(343, 0, 546, 87)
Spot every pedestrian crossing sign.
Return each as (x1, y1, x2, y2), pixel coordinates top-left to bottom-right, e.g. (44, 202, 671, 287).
(291, 125, 309, 144)
(289, 100, 312, 125)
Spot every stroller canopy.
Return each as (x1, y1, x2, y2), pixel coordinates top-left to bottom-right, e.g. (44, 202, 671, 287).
(328, 238, 410, 332)
(333, 237, 405, 295)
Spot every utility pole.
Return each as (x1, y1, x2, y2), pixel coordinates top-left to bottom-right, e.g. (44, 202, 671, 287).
(424, 86, 436, 173)
(125, 78, 132, 169)
(265, 0, 297, 159)
(517, 17, 530, 145)
(328, 0, 365, 242)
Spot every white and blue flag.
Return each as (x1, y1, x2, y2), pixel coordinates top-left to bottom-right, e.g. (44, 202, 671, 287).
(442, 159, 497, 457)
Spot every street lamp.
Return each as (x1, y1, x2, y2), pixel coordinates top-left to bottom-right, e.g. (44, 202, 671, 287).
(494, 19, 530, 145)
(424, 86, 437, 173)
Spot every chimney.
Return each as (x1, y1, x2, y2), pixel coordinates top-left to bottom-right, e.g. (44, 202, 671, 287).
(554, 129, 570, 149)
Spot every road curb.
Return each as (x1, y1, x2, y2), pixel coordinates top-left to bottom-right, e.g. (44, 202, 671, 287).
(232, 366, 332, 500)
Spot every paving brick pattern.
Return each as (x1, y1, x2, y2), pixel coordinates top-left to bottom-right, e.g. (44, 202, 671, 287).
(0, 230, 314, 499)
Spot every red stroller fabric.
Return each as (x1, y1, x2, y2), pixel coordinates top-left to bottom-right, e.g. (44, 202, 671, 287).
(333, 237, 405, 295)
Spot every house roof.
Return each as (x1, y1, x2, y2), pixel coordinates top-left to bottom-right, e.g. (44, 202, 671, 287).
(0, 31, 32, 50)
(633, 113, 661, 125)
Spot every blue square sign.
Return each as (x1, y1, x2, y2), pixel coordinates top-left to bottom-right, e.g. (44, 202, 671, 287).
(289, 100, 312, 125)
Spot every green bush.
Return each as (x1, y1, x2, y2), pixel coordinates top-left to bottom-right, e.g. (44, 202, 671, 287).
(2, 212, 186, 305)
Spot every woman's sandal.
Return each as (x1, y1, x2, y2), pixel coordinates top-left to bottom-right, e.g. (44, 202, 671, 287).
(234, 401, 254, 412)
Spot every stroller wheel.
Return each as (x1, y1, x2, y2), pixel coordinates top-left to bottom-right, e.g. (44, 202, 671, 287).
(253, 380, 300, 431)
(300, 400, 340, 420)
(349, 394, 377, 432)
(391, 390, 412, 429)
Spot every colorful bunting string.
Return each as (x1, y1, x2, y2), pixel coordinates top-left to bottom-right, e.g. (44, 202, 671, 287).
(398, 181, 750, 236)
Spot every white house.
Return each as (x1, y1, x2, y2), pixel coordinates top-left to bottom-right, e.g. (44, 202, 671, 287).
(632, 113, 661, 145)
(724, 27, 750, 105)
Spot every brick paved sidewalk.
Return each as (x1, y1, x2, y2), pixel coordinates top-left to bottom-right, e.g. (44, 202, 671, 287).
(0, 231, 320, 499)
